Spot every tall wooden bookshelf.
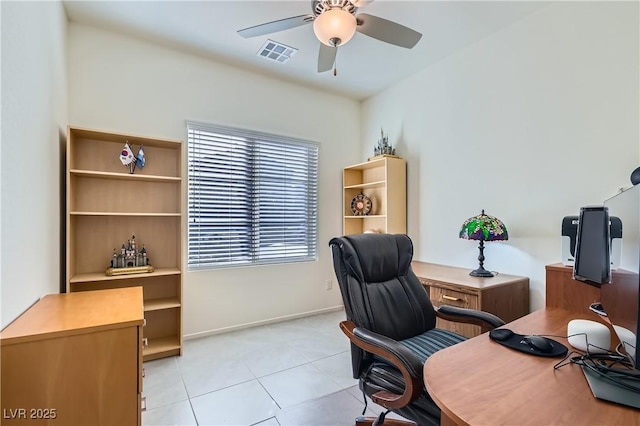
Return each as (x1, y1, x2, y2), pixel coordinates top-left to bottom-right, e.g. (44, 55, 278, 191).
(66, 126, 183, 361)
(343, 156, 406, 235)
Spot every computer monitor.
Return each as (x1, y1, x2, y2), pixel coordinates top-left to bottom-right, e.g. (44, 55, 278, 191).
(602, 186, 639, 370)
(573, 206, 611, 287)
(572, 187, 640, 409)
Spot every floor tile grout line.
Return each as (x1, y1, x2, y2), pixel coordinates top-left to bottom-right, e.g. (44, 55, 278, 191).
(184, 377, 258, 401)
(254, 374, 284, 424)
(176, 357, 200, 425)
(186, 394, 199, 426)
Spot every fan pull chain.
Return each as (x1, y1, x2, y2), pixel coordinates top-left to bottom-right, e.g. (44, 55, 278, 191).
(333, 56, 337, 76)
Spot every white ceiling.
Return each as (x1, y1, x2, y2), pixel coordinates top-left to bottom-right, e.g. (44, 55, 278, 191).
(63, 1, 549, 101)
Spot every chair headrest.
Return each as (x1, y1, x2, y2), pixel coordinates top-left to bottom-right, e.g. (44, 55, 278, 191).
(331, 234, 413, 283)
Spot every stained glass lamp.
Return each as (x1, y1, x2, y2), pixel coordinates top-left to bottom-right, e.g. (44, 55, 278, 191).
(459, 209, 509, 277)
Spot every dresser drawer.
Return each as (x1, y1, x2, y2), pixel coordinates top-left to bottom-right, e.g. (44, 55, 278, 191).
(430, 286, 479, 310)
(414, 261, 529, 339)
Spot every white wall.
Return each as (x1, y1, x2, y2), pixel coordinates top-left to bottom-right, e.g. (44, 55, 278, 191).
(67, 24, 359, 337)
(1, 1, 69, 328)
(362, 2, 639, 311)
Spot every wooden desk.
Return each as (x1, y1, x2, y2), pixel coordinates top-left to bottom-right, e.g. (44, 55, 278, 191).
(1, 287, 144, 425)
(412, 261, 529, 337)
(423, 308, 639, 425)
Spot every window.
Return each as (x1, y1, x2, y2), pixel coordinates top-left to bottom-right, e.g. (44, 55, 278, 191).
(187, 122, 319, 270)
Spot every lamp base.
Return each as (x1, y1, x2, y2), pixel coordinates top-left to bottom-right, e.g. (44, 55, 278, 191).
(469, 239, 495, 277)
(470, 268, 495, 278)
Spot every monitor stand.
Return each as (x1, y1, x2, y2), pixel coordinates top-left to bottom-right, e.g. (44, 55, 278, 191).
(581, 365, 640, 409)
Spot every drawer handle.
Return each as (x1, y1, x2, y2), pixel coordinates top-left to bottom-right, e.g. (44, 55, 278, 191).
(143, 337, 149, 347)
(143, 318, 147, 327)
(141, 396, 147, 411)
(442, 295, 462, 302)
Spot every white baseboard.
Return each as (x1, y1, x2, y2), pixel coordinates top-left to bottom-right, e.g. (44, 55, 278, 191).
(183, 305, 345, 340)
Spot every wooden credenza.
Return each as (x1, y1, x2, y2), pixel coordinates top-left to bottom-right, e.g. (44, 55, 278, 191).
(412, 261, 530, 338)
(545, 263, 601, 316)
(0, 287, 144, 425)
(545, 263, 640, 352)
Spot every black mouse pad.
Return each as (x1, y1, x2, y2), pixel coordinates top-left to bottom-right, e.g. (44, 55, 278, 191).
(489, 328, 568, 358)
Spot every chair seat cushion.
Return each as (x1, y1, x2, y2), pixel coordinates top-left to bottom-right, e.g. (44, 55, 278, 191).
(399, 328, 466, 364)
(367, 328, 466, 391)
(362, 329, 467, 425)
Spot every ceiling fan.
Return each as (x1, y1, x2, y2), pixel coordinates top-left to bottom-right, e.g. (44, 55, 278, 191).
(237, 0, 422, 74)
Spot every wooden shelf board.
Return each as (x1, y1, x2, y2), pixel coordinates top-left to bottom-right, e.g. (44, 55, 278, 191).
(344, 180, 386, 189)
(70, 212, 181, 217)
(70, 267, 181, 284)
(344, 157, 388, 170)
(143, 336, 181, 360)
(144, 298, 181, 312)
(70, 169, 181, 182)
(69, 126, 182, 149)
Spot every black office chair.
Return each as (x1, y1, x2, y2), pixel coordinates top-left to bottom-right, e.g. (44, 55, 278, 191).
(329, 234, 505, 426)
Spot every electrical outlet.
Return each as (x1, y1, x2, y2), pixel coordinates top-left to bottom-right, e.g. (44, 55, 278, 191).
(326, 279, 333, 290)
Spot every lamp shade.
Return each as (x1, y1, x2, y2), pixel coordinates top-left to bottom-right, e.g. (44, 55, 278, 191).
(459, 210, 508, 242)
(313, 8, 357, 47)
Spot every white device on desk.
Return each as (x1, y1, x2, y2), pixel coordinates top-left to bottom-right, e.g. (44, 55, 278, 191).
(567, 319, 611, 354)
(561, 215, 622, 269)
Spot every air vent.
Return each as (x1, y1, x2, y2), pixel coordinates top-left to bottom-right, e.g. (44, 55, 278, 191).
(257, 39, 297, 63)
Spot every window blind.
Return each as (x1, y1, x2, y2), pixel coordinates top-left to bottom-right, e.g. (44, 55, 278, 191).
(187, 122, 319, 269)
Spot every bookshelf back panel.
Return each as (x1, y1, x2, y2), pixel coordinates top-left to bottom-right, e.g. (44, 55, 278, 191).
(70, 136, 181, 178)
(70, 177, 180, 213)
(343, 219, 363, 235)
(362, 166, 386, 183)
(71, 216, 180, 274)
(144, 309, 179, 339)
(343, 169, 364, 187)
(143, 275, 181, 301)
(69, 276, 179, 300)
(343, 216, 387, 235)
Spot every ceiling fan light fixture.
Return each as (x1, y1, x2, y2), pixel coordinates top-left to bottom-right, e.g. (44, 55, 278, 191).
(313, 8, 357, 47)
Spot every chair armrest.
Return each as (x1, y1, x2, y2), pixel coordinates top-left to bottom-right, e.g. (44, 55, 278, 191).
(340, 320, 423, 410)
(436, 305, 505, 329)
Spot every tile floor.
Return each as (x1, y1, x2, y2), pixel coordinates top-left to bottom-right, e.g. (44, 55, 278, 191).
(142, 309, 408, 426)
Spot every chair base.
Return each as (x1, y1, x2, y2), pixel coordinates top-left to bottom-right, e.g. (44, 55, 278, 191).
(355, 416, 417, 426)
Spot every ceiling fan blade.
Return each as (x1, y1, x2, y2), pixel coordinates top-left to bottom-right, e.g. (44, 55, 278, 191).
(238, 15, 314, 38)
(318, 43, 337, 73)
(356, 13, 422, 48)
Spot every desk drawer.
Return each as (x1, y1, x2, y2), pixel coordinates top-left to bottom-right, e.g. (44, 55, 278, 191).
(430, 287, 478, 310)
